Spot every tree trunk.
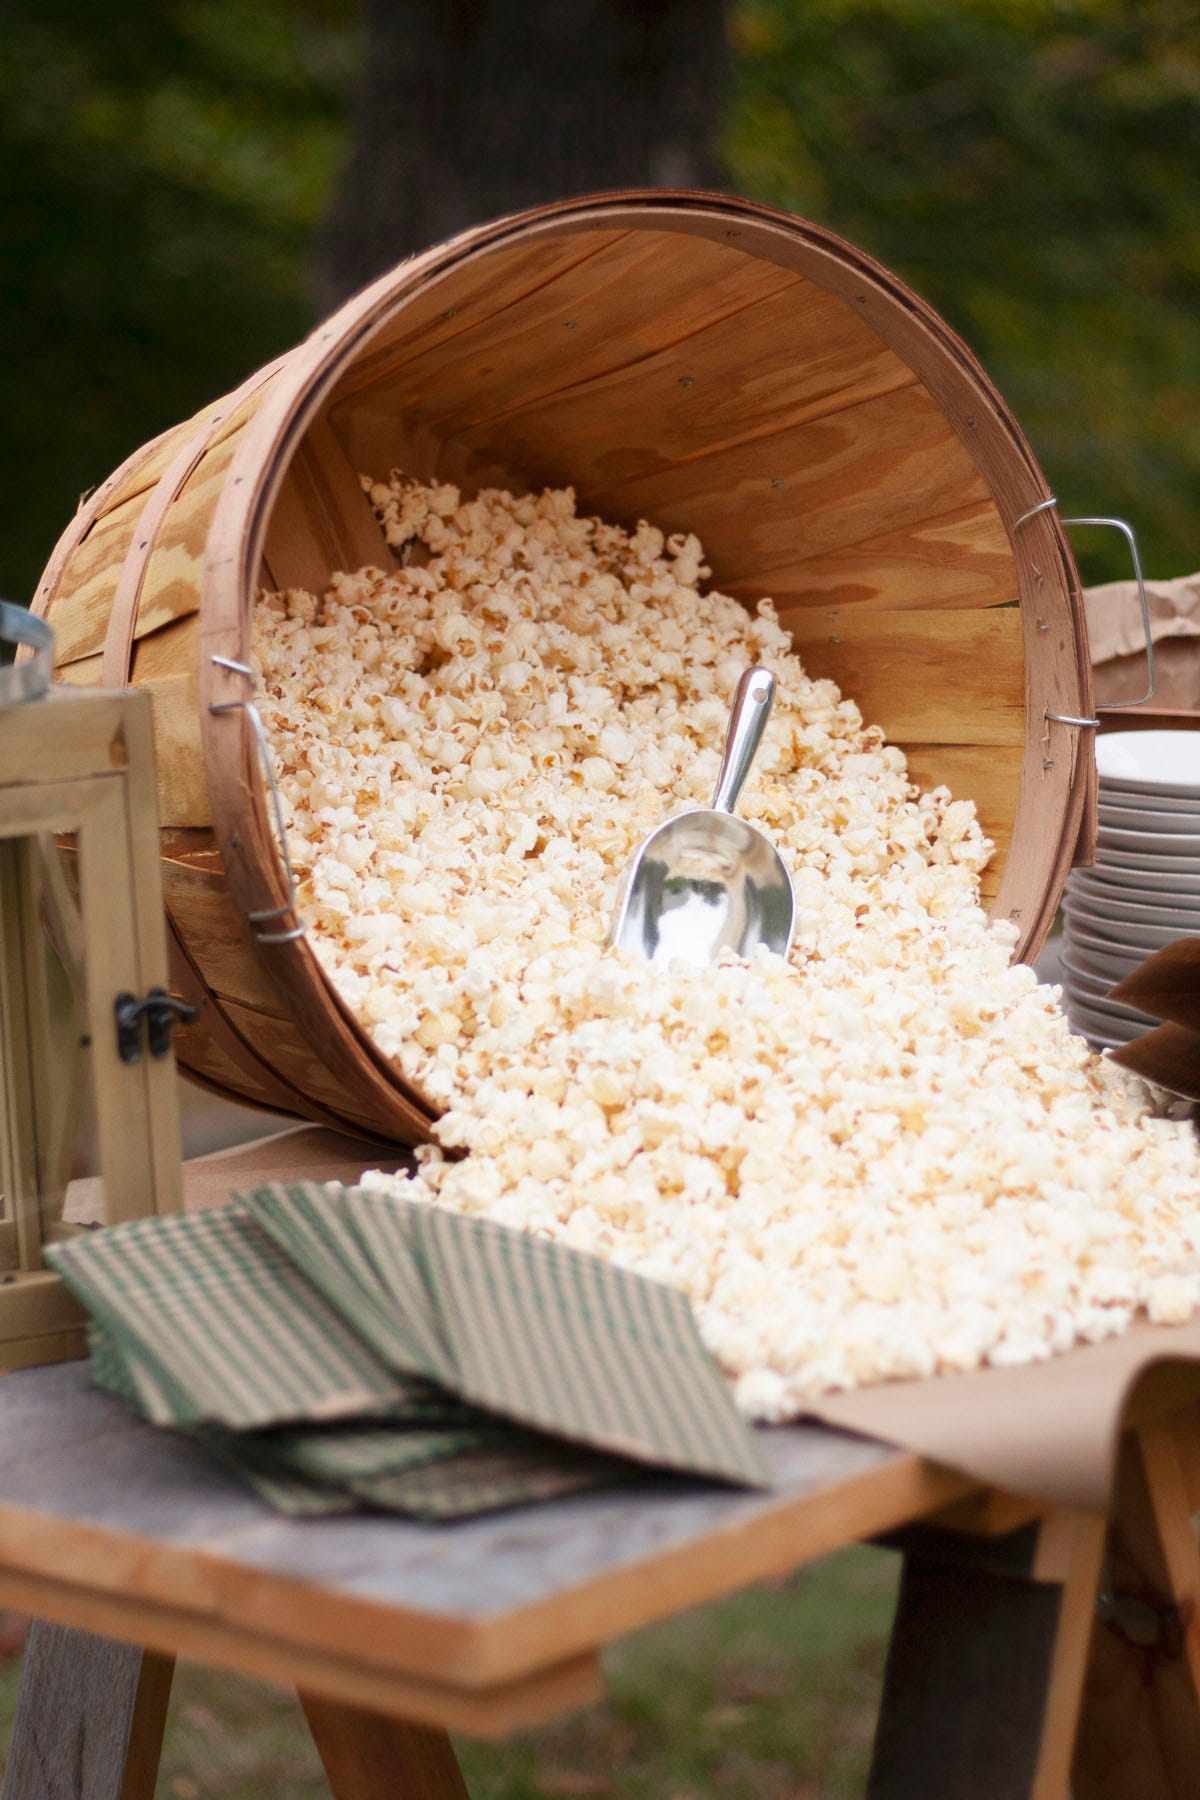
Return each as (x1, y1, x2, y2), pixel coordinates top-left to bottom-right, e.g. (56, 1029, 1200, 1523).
(317, 0, 729, 306)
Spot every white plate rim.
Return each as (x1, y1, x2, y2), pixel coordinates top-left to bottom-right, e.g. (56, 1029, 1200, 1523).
(1074, 863, 1200, 896)
(1061, 916, 1144, 953)
(1072, 867, 1200, 907)
(1095, 730, 1200, 797)
(1059, 950, 1126, 991)
(1060, 975, 1156, 1024)
(1098, 783, 1200, 816)
(1060, 923, 1152, 965)
(1097, 825, 1200, 855)
(1100, 845, 1200, 873)
(1060, 903, 1191, 949)
(1098, 804, 1200, 837)
(1063, 887, 1200, 928)
(1065, 999, 1142, 1043)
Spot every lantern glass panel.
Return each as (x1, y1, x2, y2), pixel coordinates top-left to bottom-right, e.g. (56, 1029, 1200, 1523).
(0, 832, 98, 1272)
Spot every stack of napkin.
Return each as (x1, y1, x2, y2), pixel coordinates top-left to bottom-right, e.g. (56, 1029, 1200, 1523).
(46, 1182, 769, 1520)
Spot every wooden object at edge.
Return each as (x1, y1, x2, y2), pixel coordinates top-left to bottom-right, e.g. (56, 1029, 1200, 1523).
(0, 688, 182, 1371)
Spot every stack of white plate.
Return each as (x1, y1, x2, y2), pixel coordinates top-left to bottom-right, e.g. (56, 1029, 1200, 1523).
(1061, 731, 1200, 1049)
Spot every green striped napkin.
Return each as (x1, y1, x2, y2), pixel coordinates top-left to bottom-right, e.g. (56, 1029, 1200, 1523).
(208, 1419, 622, 1520)
(409, 1200, 766, 1486)
(47, 1182, 770, 1518)
(242, 1182, 455, 1385)
(49, 1206, 418, 1430)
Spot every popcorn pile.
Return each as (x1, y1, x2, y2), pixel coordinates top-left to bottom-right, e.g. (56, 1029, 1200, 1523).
(253, 475, 1200, 1417)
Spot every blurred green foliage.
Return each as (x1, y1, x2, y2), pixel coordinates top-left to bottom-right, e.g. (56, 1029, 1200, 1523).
(2, 0, 1196, 602)
(725, 0, 1200, 581)
(0, 0, 356, 602)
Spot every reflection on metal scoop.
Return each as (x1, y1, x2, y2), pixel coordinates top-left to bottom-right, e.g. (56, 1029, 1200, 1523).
(610, 666, 796, 966)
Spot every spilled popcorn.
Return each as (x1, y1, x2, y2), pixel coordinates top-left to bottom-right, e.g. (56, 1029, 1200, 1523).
(253, 475, 1200, 1417)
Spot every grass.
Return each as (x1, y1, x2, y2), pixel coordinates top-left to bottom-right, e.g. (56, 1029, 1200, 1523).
(0, 1546, 897, 1798)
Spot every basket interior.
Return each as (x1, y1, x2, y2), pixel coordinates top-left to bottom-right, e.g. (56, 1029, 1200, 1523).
(260, 222, 1026, 900)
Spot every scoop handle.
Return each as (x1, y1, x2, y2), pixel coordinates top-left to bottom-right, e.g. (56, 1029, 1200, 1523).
(711, 666, 776, 815)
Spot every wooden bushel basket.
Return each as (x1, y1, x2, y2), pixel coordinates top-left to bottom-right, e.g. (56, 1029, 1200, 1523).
(33, 190, 1094, 1145)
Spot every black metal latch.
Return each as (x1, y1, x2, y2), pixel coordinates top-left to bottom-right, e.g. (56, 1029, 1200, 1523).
(114, 989, 198, 1064)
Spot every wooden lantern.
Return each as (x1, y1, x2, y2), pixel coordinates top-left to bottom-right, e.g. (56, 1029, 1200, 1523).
(0, 610, 185, 1371)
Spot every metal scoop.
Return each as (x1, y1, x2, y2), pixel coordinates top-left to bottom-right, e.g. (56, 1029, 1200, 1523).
(610, 665, 795, 966)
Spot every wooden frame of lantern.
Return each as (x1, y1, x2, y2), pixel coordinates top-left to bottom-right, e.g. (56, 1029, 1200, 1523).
(0, 654, 185, 1372)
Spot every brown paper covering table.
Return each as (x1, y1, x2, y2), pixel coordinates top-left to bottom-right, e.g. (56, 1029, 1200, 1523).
(4, 1134, 1200, 1797)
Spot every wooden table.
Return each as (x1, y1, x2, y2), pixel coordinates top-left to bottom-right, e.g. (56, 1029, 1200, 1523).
(1, 1363, 1199, 1798)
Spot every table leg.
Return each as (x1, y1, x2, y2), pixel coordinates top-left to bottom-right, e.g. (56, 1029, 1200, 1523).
(867, 1506, 1105, 1799)
(1, 1620, 174, 1800)
(300, 1689, 471, 1799)
(1072, 1415, 1200, 1798)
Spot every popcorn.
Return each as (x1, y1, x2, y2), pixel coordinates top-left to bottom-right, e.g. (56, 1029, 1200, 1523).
(254, 475, 1200, 1418)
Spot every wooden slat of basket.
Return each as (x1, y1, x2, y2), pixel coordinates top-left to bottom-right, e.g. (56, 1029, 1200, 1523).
(215, 993, 407, 1134)
(163, 898, 374, 1127)
(263, 414, 399, 596)
(724, 500, 1018, 614)
(41, 489, 156, 654)
(103, 384, 271, 514)
(575, 385, 993, 586)
(123, 435, 248, 641)
(162, 812, 436, 1140)
(397, 277, 914, 498)
(327, 228, 634, 406)
(30, 428, 180, 629)
(103, 366, 286, 690)
(138, 674, 209, 828)
(163, 828, 432, 1133)
(785, 608, 1024, 746)
(160, 854, 290, 1013)
(54, 614, 201, 690)
(36, 384, 275, 656)
(51, 432, 242, 665)
(334, 231, 804, 448)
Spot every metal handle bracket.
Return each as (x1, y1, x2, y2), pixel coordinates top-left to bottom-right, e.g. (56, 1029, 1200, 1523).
(208, 656, 306, 945)
(1014, 499, 1156, 728)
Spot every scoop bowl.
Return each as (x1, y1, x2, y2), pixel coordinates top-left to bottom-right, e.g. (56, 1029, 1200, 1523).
(610, 666, 795, 966)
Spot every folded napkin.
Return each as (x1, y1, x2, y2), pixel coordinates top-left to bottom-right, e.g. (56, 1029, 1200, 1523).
(47, 1182, 769, 1520)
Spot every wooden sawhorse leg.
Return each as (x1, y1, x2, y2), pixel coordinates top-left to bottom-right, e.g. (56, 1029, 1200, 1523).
(867, 1506, 1106, 1798)
(0, 1620, 174, 1800)
(301, 1690, 470, 1798)
(0, 1621, 473, 1798)
(1072, 1413, 1200, 1798)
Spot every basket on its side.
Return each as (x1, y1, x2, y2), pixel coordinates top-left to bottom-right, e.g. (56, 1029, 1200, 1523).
(33, 190, 1095, 1144)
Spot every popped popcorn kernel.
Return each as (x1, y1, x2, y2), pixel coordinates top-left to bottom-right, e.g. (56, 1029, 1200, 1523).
(255, 474, 1200, 1416)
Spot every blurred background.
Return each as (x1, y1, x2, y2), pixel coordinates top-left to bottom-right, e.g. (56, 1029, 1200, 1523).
(2, 0, 1198, 609)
